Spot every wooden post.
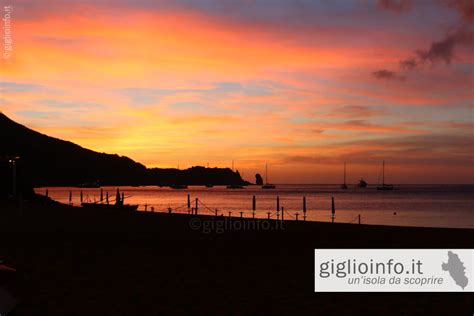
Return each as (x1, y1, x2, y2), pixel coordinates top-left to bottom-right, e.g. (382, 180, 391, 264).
(106, 192, 109, 204)
(267, 212, 271, 219)
(331, 196, 335, 223)
(100, 188, 103, 202)
(187, 194, 191, 213)
(281, 207, 284, 221)
(168, 207, 172, 214)
(215, 209, 218, 216)
(240, 211, 243, 218)
(122, 192, 125, 204)
(358, 214, 361, 225)
(145, 204, 148, 211)
(303, 196, 306, 221)
(69, 191, 72, 205)
(80, 190, 83, 203)
(252, 195, 256, 211)
(116, 188, 120, 205)
(228, 211, 232, 217)
(45, 189, 48, 198)
(295, 213, 299, 221)
(195, 198, 198, 215)
(276, 196, 280, 212)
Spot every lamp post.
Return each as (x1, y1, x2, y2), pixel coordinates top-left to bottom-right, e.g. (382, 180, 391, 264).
(8, 156, 20, 198)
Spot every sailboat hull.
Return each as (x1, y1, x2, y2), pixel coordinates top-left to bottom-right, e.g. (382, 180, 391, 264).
(170, 184, 188, 189)
(227, 184, 244, 189)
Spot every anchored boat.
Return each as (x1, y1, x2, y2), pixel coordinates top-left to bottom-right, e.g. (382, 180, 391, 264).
(170, 184, 188, 189)
(76, 181, 100, 188)
(377, 160, 394, 191)
(227, 184, 244, 189)
(357, 178, 368, 188)
(262, 163, 276, 189)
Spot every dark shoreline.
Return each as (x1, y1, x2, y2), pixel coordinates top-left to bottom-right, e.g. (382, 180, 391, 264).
(1, 198, 473, 315)
(2, 197, 473, 239)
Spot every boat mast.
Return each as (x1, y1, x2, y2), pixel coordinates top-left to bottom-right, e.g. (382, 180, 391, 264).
(265, 163, 269, 185)
(382, 160, 385, 186)
(344, 162, 346, 185)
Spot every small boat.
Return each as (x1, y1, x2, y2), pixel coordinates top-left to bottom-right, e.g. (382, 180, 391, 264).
(377, 160, 394, 191)
(170, 184, 188, 189)
(357, 178, 368, 188)
(76, 181, 100, 188)
(227, 184, 244, 189)
(341, 162, 348, 190)
(82, 188, 138, 211)
(262, 163, 276, 189)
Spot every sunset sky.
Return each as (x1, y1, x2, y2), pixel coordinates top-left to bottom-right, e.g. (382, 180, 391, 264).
(1, 0, 473, 183)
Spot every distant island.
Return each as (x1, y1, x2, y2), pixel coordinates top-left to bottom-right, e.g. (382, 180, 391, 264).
(0, 113, 247, 196)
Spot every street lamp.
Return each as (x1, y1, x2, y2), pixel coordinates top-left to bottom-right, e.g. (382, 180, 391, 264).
(7, 156, 20, 198)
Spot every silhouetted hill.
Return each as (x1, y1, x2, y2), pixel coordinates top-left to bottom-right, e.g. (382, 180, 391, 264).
(0, 113, 245, 192)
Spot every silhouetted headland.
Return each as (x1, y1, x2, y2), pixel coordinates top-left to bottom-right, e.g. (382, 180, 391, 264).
(0, 113, 247, 193)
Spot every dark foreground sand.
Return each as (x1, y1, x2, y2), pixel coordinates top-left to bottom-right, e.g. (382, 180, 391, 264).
(0, 197, 473, 315)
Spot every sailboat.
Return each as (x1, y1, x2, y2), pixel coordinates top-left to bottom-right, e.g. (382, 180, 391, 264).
(262, 163, 276, 189)
(227, 184, 244, 189)
(170, 184, 188, 189)
(377, 160, 394, 191)
(341, 162, 348, 189)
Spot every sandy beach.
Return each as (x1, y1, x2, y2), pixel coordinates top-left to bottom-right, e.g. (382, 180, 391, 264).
(1, 197, 473, 315)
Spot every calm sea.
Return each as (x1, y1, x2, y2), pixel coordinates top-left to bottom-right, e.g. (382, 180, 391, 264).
(34, 184, 474, 229)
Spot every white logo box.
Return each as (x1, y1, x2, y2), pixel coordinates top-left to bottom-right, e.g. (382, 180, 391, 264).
(314, 249, 473, 292)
